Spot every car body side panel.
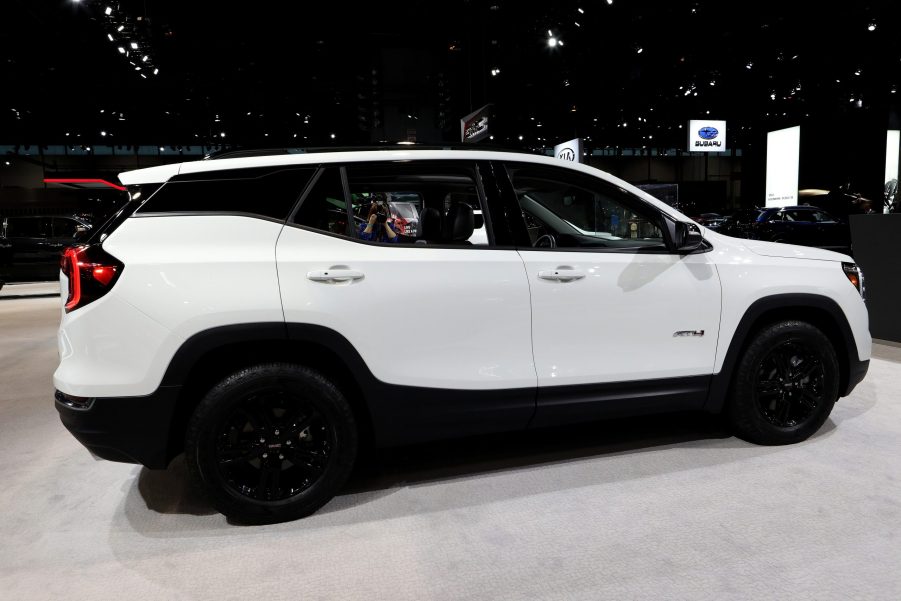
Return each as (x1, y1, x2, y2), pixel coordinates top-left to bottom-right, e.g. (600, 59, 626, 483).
(55, 215, 285, 396)
(708, 231, 871, 372)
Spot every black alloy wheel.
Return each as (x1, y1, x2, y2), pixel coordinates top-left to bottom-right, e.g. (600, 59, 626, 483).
(754, 341, 826, 428)
(727, 320, 839, 445)
(215, 389, 335, 502)
(186, 364, 357, 523)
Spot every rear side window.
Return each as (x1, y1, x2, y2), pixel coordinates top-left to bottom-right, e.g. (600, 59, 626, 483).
(137, 168, 315, 220)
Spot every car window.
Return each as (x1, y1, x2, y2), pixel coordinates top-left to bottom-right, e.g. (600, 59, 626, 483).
(507, 165, 665, 250)
(784, 210, 812, 222)
(6, 217, 51, 238)
(345, 161, 489, 246)
(138, 167, 314, 219)
(292, 167, 353, 237)
(52, 218, 80, 238)
(811, 211, 835, 222)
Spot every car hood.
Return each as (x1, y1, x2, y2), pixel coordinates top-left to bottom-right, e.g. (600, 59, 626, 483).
(740, 239, 851, 262)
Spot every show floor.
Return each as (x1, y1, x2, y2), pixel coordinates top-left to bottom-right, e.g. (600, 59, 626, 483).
(1, 296, 899, 600)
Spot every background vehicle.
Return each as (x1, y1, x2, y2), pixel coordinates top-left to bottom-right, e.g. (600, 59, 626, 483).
(695, 212, 727, 230)
(54, 149, 870, 524)
(718, 205, 851, 254)
(1, 215, 91, 281)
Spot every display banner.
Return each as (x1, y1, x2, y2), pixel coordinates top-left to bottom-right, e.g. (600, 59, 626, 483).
(553, 138, 583, 163)
(460, 104, 492, 143)
(687, 120, 726, 152)
(765, 126, 801, 207)
(884, 130, 899, 213)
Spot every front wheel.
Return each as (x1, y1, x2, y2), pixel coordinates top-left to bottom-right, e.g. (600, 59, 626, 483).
(726, 320, 839, 445)
(185, 364, 357, 524)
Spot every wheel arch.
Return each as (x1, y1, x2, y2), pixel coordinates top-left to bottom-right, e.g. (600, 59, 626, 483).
(160, 323, 377, 466)
(705, 294, 860, 413)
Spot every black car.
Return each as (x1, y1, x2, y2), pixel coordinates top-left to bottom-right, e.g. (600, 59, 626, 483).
(0, 215, 91, 282)
(717, 205, 851, 254)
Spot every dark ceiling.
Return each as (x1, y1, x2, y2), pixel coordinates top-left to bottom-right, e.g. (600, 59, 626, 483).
(2, 0, 899, 150)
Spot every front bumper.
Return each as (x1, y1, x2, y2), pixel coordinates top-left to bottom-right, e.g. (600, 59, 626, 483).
(55, 386, 182, 469)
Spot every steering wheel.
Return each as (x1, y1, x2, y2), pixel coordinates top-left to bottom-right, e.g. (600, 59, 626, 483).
(534, 234, 557, 248)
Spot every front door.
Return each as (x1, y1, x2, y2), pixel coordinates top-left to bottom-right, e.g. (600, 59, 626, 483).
(501, 163, 722, 426)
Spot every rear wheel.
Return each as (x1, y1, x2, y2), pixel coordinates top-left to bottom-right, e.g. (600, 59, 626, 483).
(727, 320, 839, 445)
(185, 363, 357, 523)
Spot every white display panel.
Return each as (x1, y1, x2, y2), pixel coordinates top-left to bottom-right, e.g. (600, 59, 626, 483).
(884, 130, 899, 213)
(687, 120, 726, 152)
(765, 126, 801, 207)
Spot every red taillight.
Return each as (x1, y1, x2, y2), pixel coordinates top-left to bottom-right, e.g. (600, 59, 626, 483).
(61, 244, 123, 313)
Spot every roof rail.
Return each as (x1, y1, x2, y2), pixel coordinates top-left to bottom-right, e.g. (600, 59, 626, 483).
(205, 143, 533, 160)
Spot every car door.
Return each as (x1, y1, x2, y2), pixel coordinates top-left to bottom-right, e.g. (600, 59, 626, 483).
(499, 162, 722, 427)
(275, 161, 536, 445)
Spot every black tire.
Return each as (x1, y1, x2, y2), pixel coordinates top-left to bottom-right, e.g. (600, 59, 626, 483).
(726, 320, 839, 445)
(185, 363, 357, 524)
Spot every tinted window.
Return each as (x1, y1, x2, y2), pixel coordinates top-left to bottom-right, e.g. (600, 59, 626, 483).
(6, 217, 51, 238)
(507, 165, 665, 250)
(138, 168, 314, 219)
(783, 210, 812, 222)
(291, 167, 352, 236)
(53, 218, 81, 238)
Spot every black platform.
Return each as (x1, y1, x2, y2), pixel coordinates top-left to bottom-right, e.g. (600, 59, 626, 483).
(849, 214, 901, 343)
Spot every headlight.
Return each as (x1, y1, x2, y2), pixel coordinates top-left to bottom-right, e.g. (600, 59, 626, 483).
(842, 262, 865, 299)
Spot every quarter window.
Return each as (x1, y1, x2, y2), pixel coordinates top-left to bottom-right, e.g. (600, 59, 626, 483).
(137, 168, 314, 220)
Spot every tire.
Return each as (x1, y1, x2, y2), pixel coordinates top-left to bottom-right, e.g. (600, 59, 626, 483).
(185, 363, 357, 524)
(726, 320, 840, 445)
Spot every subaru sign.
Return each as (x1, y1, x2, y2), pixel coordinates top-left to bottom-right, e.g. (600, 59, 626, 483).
(688, 120, 726, 152)
(553, 138, 583, 163)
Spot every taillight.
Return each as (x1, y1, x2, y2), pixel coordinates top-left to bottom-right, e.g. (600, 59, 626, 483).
(60, 244, 123, 312)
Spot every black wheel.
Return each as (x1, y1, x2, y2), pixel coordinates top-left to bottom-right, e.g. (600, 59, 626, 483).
(185, 363, 357, 523)
(726, 320, 839, 445)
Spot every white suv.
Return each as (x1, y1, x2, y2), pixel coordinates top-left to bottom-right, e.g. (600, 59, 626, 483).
(54, 149, 870, 523)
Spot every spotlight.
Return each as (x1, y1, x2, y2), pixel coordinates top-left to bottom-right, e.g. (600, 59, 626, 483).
(548, 37, 558, 48)
(117, 46, 125, 54)
(117, 25, 124, 32)
(104, 6, 112, 15)
(107, 33, 114, 42)
(142, 55, 149, 62)
(868, 23, 876, 31)
(130, 42, 138, 49)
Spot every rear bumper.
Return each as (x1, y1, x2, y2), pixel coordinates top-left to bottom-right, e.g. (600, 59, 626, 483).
(843, 359, 869, 397)
(55, 386, 181, 469)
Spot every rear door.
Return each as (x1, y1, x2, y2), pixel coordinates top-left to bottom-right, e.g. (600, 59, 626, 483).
(275, 161, 536, 445)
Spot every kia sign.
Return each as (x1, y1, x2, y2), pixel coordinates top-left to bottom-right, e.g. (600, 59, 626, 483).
(554, 138, 583, 163)
(687, 120, 727, 152)
(765, 126, 801, 207)
(460, 104, 492, 143)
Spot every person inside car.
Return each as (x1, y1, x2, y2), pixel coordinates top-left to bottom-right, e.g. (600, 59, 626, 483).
(360, 194, 399, 243)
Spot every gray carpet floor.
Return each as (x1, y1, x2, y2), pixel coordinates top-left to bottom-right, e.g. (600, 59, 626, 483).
(1, 296, 899, 600)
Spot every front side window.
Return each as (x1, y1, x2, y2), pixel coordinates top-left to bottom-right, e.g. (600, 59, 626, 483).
(507, 164, 665, 250)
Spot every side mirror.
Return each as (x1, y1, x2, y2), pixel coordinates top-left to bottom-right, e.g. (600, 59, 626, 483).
(671, 221, 705, 252)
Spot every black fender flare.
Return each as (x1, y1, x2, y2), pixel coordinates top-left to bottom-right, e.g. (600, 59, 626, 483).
(705, 293, 864, 412)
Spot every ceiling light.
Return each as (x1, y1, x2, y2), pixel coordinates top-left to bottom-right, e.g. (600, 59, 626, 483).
(104, 6, 112, 15)
(868, 23, 876, 31)
(636, 47, 643, 54)
(330, 133, 336, 139)
(153, 68, 159, 75)
(107, 33, 114, 41)
(548, 37, 558, 48)
(130, 42, 138, 49)
(578, 8, 584, 13)
(117, 46, 125, 54)
(117, 25, 124, 32)
(142, 55, 149, 62)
